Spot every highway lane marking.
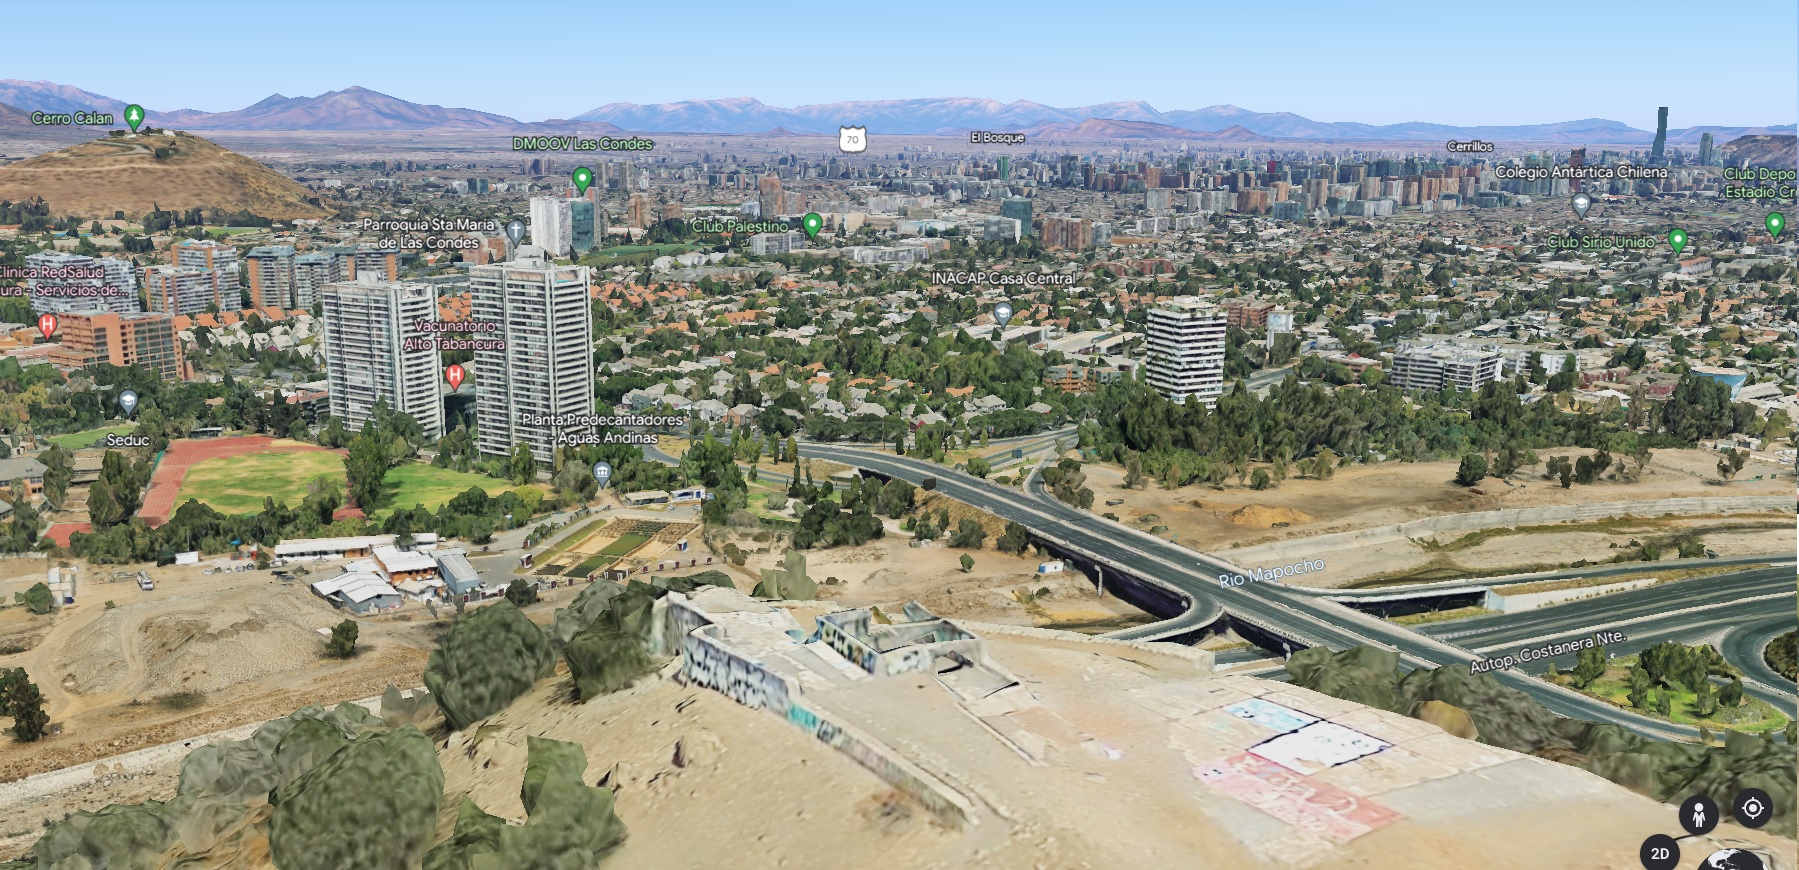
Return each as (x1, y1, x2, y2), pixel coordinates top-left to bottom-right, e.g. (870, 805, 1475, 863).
(1465, 592, 1795, 655)
(1431, 576, 1795, 642)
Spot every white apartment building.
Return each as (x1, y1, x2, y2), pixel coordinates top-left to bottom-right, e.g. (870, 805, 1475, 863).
(293, 253, 340, 311)
(750, 231, 807, 255)
(143, 265, 217, 315)
(321, 274, 443, 440)
(24, 252, 141, 315)
(1389, 344, 1502, 392)
(470, 257, 593, 463)
(529, 196, 573, 257)
(1144, 298, 1227, 407)
(172, 239, 240, 307)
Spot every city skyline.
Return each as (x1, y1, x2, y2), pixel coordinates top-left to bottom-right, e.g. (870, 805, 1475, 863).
(5, 0, 1793, 130)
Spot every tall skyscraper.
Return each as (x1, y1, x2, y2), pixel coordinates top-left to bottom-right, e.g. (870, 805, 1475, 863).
(24, 252, 141, 315)
(49, 311, 184, 381)
(320, 273, 443, 440)
(1651, 107, 1669, 163)
(1144, 299, 1227, 408)
(1001, 196, 1032, 237)
(293, 252, 340, 312)
(997, 156, 1010, 181)
(626, 193, 650, 230)
(1567, 148, 1586, 193)
(569, 198, 595, 253)
(469, 257, 593, 464)
(529, 196, 573, 257)
(172, 239, 241, 308)
(245, 245, 296, 309)
(758, 173, 784, 219)
(1697, 132, 1715, 167)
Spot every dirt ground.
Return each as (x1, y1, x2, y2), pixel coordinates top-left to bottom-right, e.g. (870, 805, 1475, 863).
(1080, 448, 1792, 586)
(708, 495, 1153, 634)
(0, 557, 438, 785)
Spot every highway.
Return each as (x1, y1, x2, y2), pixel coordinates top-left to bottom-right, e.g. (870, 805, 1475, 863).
(799, 443, 1794, 741)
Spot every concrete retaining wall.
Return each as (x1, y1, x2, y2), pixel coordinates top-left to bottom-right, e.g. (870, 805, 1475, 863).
(954, 620, 1215, 673)
(1482, 577, 1659, 613)
(1227, 496, 1791, 567)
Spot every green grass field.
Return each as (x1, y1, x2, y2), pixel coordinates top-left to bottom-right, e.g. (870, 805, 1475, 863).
(374, 464, 518, 517)
(177, 454, 517, 517)
(599, 534, 651, 556)
(586, 243, 700, 258)
(566, 554, 615, 576)
(1551, 655, 1789, 735)
(46, 425, 138, 450)
(175, 451, 345, 514)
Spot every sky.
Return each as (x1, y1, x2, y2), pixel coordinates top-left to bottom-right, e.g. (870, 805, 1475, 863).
(9, 0, 1795, 129)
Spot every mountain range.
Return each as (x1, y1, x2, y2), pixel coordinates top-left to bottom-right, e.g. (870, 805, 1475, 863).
(0, 80, 1790, 144)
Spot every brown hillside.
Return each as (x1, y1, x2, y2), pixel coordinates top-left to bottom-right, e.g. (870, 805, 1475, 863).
(0, 130, 328, 220)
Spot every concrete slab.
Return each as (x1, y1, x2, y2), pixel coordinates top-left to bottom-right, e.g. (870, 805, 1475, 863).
(1312, 745, 1462, 796)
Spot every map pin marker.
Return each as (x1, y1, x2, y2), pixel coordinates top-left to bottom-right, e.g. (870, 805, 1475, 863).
(572, 167, 593, 195)
(118, 390, 138, 417)
(802, 212, 823, 240)
(505, 220, 526, 246)
(36, 313, 57, 340)
(993, 302, 1014, 327)
(1767, 211, 1785, 240)
(1668, 228, 1688, 255)
(124, 104, 144, 134)
(445, 364, 465, 390)
(1571, 193, 1591, 219)
(592, 461, 612, 487)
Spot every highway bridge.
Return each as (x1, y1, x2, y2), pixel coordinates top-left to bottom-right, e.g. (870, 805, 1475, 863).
(800, 443, 1796, 742)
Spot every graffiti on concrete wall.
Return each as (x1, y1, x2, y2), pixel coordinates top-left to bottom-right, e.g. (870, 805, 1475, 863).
(884, 647, 931, 677)
(818, 618, 879, 675)
(682, 631, 791, 713)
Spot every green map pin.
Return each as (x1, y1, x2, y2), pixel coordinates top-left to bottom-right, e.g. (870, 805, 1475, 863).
(1667, 228, 1688, 254)
(571, 166, 593, 195)
(123, 104, 144, 133)
(802, 212, 823, 240)
(1767, 212, 1785, 240)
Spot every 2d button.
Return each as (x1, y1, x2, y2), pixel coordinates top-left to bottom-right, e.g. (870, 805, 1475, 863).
(1679, 793, 1720, 836)
(1731, 787, 1773, 829)
(1637, 833, 1679, 870)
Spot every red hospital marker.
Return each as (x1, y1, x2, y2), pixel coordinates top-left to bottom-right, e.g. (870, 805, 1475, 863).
(36, 313, 57, 339)
(445, 364, 465, 390)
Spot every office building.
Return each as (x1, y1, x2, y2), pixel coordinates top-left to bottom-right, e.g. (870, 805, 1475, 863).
(1144, 299, 1227, 408)
(1651, 107, 1669, 163)
(1000, 196, 1032, 236)
(143, 265, 218, 315)
(758, 173, 784, 219)
(750, 231, 807, 255)
(569, 198, 595, 252)
(321, 274, 444, 440)
(49, 311, 185, 381)
(245, 245, 296, 309)
(530, 196, 573, 257)
(24, 252, 140, 315)
(981, 216, 1022, 243)
(1389, 344, 1501, 392)
(293, 253, 340, 311)
(469, 257, 594, 463)
(627, 193, 651, 229)
(996, 155, 1010, 181)
(1697, 133, 1715, 167)
(172, 239, 240, 307)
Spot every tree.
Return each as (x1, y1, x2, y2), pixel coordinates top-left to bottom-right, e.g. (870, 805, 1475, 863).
(1454, 453, 1488, 487)
(996, 521, 1029, 554)
(1249, 468, 1272, 490)
(325, 619, 359, 658)
(1693, 678, 1717, 717)
(959, 553, 974, 573)
(948, 518, 986, 549)
(1626, 664, 1654, 709)
(344, 433, 389, 511)
(505, 578, 539, 608)
(1572, 645, 1607, 689)
(509, 442, 539, 486)
(0, 668, 48, 742)
(1715, 448, 1747, 482)
(1718, 676, 1743, 708)
(965, 455, 991, 479)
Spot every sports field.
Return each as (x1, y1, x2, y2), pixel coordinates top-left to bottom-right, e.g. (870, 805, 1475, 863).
(45, 425, 138, 450)
(173, 451, 515, 518)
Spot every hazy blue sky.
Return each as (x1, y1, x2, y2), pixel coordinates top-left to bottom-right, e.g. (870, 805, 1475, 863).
(10, 0, 1794, 128)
